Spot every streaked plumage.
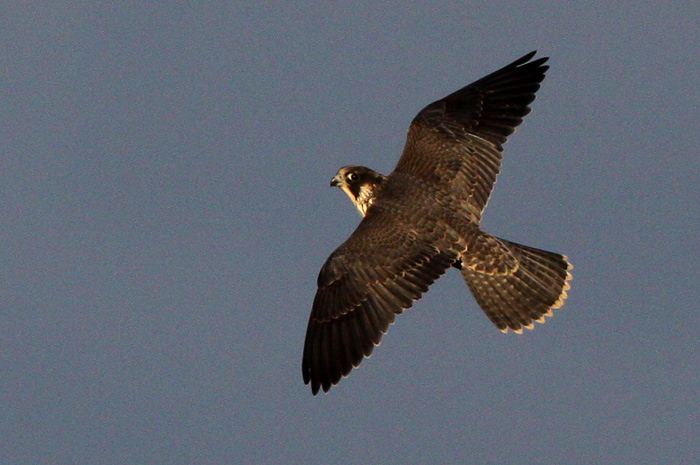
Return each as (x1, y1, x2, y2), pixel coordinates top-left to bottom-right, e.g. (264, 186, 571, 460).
(303, 51, 573, 395)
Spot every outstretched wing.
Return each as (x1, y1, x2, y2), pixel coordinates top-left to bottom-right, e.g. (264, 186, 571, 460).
(393, 51, 549, 222)
(302, 207, 458, 395)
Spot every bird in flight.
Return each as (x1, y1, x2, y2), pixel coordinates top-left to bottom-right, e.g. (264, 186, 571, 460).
(303, 51, 573, 395)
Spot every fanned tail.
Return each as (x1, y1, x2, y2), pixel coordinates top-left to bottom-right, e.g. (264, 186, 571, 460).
(461, 238, 573, 333)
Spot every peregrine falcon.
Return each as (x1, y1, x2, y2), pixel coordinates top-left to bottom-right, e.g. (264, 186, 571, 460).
(303, 51, 573, 395)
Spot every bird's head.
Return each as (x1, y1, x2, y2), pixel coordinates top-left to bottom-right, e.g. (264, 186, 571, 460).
(330, 166, 387, 217)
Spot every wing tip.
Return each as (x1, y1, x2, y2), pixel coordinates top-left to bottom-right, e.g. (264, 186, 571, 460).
(512, 50, 549, 68)
(303, 313, 397, 395)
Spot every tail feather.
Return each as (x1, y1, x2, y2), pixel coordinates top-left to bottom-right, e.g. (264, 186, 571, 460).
(461, 238, 572, 333)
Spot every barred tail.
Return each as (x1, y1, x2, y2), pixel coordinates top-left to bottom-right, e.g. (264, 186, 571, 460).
(461, 238, 573, 333)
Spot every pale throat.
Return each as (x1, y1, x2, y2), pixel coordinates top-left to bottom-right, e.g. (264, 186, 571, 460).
(340, 183, 378, 217)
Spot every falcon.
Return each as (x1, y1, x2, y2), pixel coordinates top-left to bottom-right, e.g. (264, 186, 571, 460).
(303, 51, 573, 395)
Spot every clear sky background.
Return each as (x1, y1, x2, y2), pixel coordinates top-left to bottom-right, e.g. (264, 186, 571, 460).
(2, 2, 699, 464)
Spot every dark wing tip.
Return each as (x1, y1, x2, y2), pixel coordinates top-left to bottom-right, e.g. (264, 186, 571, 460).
(508, 50, 549, 69)
(514, 50, 538, 64)
(416, 50, 550, 149)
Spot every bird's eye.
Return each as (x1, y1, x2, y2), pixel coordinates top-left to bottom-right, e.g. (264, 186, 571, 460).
(347, 172, 359, 181)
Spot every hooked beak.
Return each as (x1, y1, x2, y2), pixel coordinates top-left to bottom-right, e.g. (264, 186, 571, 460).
(330, 175, 342, 187)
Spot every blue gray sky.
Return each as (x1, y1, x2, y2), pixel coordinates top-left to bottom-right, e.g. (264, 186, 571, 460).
(2, 2, 699, 464)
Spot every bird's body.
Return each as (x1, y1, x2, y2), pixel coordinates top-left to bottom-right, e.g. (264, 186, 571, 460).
(303, 52, 573, 395)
